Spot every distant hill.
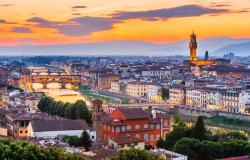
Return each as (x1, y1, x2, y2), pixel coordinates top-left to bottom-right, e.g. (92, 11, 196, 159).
(214, 41, 250, 56)
(0, 37, 250, 56)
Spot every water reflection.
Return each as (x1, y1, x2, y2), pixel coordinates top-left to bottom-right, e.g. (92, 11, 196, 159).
(32, 83, 91, 105)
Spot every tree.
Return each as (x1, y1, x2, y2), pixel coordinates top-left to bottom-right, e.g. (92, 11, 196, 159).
(37, 96, 92, 125)
(163, 117, 191, 149)
(0, 138, 85, 160)
(81, 130, 92, 151)
(161, 88, 169, 100)
(63, 136, 82, 147)
(173, 138, 224, 160)
(156, 137, 164, 149)
(221, 139, 250, 158)
(191, 116, 206, 140)
(111, 147, 163, 160)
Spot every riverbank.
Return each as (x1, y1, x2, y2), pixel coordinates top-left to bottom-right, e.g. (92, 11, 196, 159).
(79, 86, 120, 104)
(175, 114, 250, 134)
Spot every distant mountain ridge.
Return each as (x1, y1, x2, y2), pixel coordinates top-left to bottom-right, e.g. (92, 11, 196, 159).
(214, 41, 250, 56)
(0, 37, 250, 56)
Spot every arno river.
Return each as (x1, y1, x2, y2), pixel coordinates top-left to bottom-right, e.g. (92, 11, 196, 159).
(32, 83, 91, 106)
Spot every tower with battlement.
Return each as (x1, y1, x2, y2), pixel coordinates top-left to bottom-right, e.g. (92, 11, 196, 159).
(189, 32, 197, 61)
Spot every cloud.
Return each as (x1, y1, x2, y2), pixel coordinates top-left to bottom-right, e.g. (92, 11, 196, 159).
(72, 5, 87, 9)
(0, 19, 7, 23)
(26, 16, 116, 36)
(25, 5, 232, 36)
(27, 17, 60, 27)
(210, 4, 232, 7)
(72, 13, 82, 16)
(11, 27, 32, 33)
(110, 4, 229, 20)
(0, 3, 15, 7)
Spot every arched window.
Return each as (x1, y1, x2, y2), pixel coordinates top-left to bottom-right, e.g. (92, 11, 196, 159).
(144, 134, 148, 140)
(135, 124, 140, 129)
(126, 125, 131, 130)
(135, 134, 140, 138)
(150, 135, 154, 140)
(144, 124, 148, 129)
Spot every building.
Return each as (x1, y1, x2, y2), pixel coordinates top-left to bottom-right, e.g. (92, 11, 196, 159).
(92, 99, 104, 141)
(108, 136, 145, 150)
(126, 81, 162, 102)
(183, 32, 229, 67)
(98, 104, 171, 147)
(140, 65, 170, 79)
(169, 85, 186, 105)
(186, 88, 202, 107)
(220, 91, 242, 113)
(185, 86, 249, 114)
(28, 119, 95, 140)
(98, 74, 120, 90)
(5, 112, 65, 138)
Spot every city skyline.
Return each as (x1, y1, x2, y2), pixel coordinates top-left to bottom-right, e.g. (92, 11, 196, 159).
(0, 0, 250, 46)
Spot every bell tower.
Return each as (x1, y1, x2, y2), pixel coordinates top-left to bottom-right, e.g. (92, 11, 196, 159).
(189, 32, 197, 61)
(92, 99, 103, 141)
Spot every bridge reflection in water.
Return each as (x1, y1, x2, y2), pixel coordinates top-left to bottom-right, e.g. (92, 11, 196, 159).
(32, 83, 91, 105)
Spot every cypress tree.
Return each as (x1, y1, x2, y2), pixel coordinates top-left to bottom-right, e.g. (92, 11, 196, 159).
(191, 116, 206, 140)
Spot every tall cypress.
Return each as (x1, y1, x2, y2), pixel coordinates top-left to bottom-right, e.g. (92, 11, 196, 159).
(191, 116, 206, 140)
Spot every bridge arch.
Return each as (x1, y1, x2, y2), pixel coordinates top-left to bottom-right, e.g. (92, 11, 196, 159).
(50, 73, 59, 76)
(39, 72, 49, 76)
(32, 83, 43, 90)
(47, 82, 62, 89)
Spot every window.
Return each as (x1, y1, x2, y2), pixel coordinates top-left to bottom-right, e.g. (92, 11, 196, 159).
(144, 134, 148, 140)
(144, 124, 148, 129)
(135, 124, 140, 129)
(20, 130, 23, 134)
(150, 135, 154, 140)
(116, 126, 120, 132)
(135, 134, 140, 138)
(121, 126, 125, 132)
(150, 124, 154, 129)
(127, 125, 131, 130)
(156, 134, 160, 140)
(25, 130, 28, 134)
(156, 124, 160, 129)
(164, 119, 169, 128)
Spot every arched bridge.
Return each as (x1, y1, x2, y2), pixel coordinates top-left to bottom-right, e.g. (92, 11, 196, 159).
(20, 73, 81, 89)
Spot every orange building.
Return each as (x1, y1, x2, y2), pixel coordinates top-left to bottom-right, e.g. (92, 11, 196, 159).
(101, 107, 170, 147)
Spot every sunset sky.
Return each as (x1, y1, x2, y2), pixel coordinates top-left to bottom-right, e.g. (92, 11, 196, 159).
(0, 0, 250, 46)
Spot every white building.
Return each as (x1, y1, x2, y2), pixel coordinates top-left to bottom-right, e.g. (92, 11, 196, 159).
(186, 88, 202, 107)
(169, 86, 186, 105)
(28, 119, 96, 141)
(108, 136, 145, 150)
(126, 81, 162, 102)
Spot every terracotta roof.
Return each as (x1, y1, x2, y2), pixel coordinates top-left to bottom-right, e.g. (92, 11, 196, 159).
(31, 119, 89, 132)
(118, 108, 148, 119)
(111, 136, 144, 145)
(6, 112, 65, 121)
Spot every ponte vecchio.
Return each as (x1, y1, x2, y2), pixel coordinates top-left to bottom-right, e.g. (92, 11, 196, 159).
(20, 66, 80, 89)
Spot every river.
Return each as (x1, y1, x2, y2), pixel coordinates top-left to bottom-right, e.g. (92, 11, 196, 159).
(32, 83, 91, 106)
